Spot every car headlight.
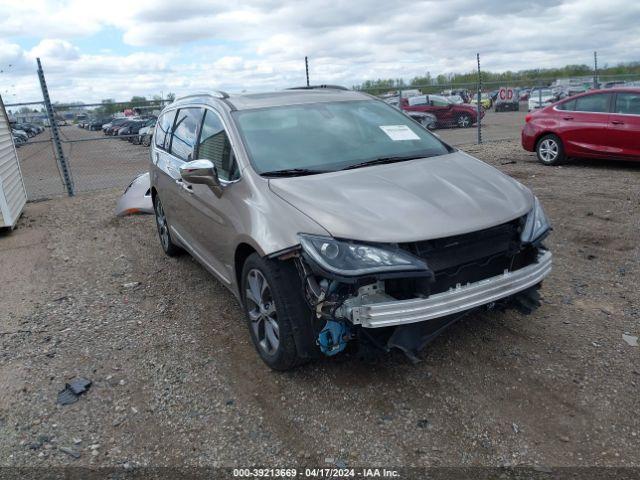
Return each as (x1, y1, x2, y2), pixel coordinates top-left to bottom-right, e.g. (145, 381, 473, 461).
(298, 234, 428, 276)
(521, 196, 551, 243)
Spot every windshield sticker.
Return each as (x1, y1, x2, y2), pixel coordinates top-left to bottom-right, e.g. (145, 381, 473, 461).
(379, 125, 420, 141)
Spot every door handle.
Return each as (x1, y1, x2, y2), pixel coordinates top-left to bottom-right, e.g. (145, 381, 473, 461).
(176, 179, 194, 194)
(611, 120, 624, 125)
(562, 116, 574, 120)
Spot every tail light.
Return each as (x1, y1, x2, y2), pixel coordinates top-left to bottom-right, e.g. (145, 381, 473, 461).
(525, 114, 533, 123)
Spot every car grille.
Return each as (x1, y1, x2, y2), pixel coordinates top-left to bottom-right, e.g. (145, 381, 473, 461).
(397, 217, 536, 295)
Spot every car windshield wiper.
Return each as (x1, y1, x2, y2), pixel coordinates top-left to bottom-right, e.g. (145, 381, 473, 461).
(261, 168, 328, 177)
(341, 154, 430, 171)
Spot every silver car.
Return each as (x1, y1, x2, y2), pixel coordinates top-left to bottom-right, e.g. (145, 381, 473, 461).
(150, 87, 552, 370)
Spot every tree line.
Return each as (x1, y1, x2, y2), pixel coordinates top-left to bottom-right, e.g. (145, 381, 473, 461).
(354, 61, 640, 93)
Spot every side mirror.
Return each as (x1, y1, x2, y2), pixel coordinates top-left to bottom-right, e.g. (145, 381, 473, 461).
(180, 159, 222, 195)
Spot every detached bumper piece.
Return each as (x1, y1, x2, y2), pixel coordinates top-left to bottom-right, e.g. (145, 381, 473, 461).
(349, 251, 552, 328)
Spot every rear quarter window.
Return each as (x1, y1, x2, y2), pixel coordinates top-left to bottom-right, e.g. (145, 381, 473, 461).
(557, 100, 576, 111)
(615, 92, 640, 115)
(574, 93, 611, 113)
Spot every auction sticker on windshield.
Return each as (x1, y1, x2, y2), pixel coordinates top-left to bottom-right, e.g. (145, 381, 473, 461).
(379, 125, 420, 141)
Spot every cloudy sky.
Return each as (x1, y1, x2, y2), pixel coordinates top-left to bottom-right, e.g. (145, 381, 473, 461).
(0, 0, 638, 104)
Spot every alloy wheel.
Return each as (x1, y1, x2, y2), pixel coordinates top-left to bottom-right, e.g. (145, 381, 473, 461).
(154, 200, 170, 251)
(245, 269, 280, 356)
(458, 115, 471, 128)
(538, 138, 559, 163)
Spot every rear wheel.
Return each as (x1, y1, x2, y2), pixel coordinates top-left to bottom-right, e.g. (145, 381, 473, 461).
(241, 253, 307, 371)
(536, 134, 565, 165)
(142, 135, 152, 147)
(457, 113, 472, 128)
(153, 196, 181, 256)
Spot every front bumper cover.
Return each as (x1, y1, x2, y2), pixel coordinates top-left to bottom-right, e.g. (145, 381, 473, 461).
(348, 250, 552, 328)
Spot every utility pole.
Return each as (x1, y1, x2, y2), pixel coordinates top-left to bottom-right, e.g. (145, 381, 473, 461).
(37, 58, 74, 196)
(305, 56, 310, 87)
(476, 53, 482, 145)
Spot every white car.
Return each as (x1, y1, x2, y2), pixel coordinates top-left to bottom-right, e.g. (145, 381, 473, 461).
(136, 123, 155, 146)
(528, 89, 555, 111)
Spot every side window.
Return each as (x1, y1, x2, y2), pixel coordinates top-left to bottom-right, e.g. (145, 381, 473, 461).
(557, 99, 576, 111)
(170, 108, 203, 161)
(155, 110, 176, 150)
(197, 110, 239, 181)
(615, 93, 640, 115)
(574, 94, 611, 113)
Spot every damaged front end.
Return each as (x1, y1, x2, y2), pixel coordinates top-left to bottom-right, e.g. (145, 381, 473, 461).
(285, 207, 552, 362)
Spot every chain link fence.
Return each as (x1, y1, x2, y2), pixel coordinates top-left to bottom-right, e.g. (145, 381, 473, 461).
(7, 95, 165, 200)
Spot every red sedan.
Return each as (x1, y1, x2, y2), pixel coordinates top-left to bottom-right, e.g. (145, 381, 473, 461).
(402, 94, 484, 128)
(522, 88, 640, 165)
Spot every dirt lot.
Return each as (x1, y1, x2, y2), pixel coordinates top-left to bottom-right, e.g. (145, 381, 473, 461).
(1, 140, 639, 470)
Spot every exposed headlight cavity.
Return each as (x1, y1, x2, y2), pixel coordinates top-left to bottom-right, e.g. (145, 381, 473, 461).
(298, 234, 428, 276)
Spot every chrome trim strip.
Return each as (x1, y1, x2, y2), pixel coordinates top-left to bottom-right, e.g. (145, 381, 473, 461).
(351, 251, 552, 328)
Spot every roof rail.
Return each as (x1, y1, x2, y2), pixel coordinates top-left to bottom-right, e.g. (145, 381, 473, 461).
(287, 85, 350, 91)
(175, 91, 230, 102)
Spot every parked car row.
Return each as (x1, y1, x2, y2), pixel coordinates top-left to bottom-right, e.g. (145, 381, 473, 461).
(11, 122, 45, 148)
(100, 116, 157, 146)
(77, 117, 111, 131)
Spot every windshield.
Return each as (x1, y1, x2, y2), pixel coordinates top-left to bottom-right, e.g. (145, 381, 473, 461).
(233, 100, 450, 174)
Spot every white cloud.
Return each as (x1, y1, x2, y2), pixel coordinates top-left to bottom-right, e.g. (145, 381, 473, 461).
(0, 0, 639, 103)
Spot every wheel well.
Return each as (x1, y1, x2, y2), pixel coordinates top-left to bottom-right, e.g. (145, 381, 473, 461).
(150, 187, 157, 204)
(534, 132, 560, 150)
(235, 243, 257, 288)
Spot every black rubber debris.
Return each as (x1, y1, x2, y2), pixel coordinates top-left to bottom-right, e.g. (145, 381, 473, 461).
(57, 377, 92, 405)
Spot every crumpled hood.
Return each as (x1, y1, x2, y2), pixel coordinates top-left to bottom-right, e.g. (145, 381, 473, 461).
(269, 151, 533, 243)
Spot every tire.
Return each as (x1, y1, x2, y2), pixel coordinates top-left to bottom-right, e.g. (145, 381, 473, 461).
(420, 118, 437, 130)
(536, 134, 566, 166)
(153, 196, 181, 256)
(457, 113, 472, 128)
(142, 135, 151, 147)
(241, 253, 308, 371)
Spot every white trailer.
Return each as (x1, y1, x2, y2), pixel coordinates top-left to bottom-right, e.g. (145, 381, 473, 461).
(0, 96, 27, 229)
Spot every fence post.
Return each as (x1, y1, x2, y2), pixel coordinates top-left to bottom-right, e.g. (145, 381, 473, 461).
(476, 53, 482, 145)
(593, 51, 598, 89)
(305, 56, 310, 87)
(37, 57, 74, 197)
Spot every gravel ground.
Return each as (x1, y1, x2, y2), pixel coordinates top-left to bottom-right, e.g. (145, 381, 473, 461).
(1, 140, 639, 470)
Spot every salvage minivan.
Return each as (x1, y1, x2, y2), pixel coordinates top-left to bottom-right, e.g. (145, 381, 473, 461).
(150, 87, 552, 370)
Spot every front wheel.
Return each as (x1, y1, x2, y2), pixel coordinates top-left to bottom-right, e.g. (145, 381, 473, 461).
(241, 254, 308, 370)
(536, 134, 565, 166)
(457, 113, 472, 128)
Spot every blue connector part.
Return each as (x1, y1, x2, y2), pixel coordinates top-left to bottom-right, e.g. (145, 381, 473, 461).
(317, 320, 351, 356)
